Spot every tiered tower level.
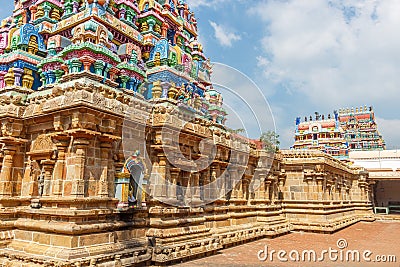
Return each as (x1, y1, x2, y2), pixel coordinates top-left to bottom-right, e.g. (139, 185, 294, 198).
(0, 1, 374, 266)
(294, 106, 386, 159)
(338, 106, 385, 151)
(294, 111, 348, 159)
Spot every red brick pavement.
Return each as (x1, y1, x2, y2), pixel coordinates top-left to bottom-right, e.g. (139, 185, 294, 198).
(173, 221, 400, 267)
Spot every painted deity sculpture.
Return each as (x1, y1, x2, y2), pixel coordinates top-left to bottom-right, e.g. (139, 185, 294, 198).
(0, 32, 8, 52)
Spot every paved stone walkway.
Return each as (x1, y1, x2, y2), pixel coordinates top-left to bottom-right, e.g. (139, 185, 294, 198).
(173, 221, 400, 267)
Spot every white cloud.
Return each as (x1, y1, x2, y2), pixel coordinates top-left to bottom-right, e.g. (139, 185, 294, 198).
(209, 21, 241, 47)
(376, 117, 400, 149)
(249, 0, 400, 111)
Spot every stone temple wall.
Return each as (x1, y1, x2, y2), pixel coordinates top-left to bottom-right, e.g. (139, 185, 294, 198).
(0, 81, 374, 267)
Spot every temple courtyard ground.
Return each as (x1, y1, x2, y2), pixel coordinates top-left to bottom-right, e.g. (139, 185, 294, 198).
(173, 220, 400, 267)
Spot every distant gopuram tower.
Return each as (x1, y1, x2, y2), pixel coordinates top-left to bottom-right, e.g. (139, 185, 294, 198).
(293, 106, 386, 159)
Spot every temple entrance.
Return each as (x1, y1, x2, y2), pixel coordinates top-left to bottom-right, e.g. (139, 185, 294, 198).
(374, 180, 400, 209)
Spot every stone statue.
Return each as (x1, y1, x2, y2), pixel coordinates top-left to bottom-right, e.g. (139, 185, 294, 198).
(38, 168, 45, 196)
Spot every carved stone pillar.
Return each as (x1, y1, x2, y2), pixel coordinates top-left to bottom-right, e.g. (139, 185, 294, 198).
(21, 158, 34, 197)
(168, 167, 180, 199)
(0, 146, 16, 196)
(228, 166, 239, 199)
(242, 178, 250, 200)
(98, 141, 112, 197)
(304, 174, 313, 200)
(358, 171, 369, 202)
(41, 159, 55, 196)
(191, 172, 201, 202)
(210, 165, 220, 200)
(237, 176, 244, 200)
(336, 178, 342, 201)
(182, 171, 191, 201)
(201, 169, 212, 201)
(0, 154, 3, 173)
(316, 176, 325, 201)
(216, 165, 226, 199)
(158, 154, 167, 197)
(265, 180, 272, 201)
(149, 153, 167, 199)
(198, 170, 205, 201)
(256, 173, 266, 200)
(66, 138, 89, 197)
(51, 136, 69, 196)
(321, 177, 327, 201)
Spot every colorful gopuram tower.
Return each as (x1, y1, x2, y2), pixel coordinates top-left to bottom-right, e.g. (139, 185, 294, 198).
(0, 0, 222, 121)
(293, 106, 386, 159)
(293, 111, 349, 159)
(339, 106, 385, 151)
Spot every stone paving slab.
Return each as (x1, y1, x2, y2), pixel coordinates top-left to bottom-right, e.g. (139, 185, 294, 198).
(173, 221, 400, 267)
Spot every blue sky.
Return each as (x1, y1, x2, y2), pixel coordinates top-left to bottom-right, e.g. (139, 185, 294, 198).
(2, 0, 400, 148)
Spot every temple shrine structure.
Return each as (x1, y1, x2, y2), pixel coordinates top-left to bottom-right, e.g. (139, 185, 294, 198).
(293, 106, 385, 160)
(0, 1, 375, 266)
(339, 106, 385, 151)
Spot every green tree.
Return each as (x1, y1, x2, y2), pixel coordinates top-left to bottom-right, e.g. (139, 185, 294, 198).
(260, 131, 280, 152)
